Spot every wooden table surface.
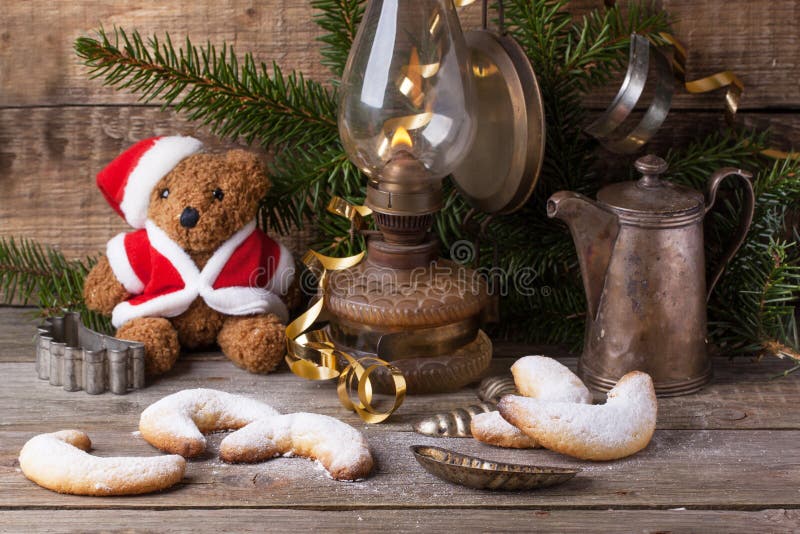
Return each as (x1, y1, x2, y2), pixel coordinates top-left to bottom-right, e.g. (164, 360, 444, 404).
(1, 307, 799, 533)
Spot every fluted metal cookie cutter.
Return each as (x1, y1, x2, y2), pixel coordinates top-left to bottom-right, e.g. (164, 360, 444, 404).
(585, 33, 674, 154)
(34, 312, 146, 394)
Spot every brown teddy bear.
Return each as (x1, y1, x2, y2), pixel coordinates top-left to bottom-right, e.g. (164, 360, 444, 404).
(83, 135, 296, 376)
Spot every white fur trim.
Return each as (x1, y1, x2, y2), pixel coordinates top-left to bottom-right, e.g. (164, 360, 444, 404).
(119, 136, 203, 229)
(202, 287, 289, 323)
(265, 242, 295, 295)
(111, 219, 286, 328)
(145, 220, 201, 284)
(105, 233, 144, 294)
(198, 220, 258, 287)
(112, 288, 196, 328)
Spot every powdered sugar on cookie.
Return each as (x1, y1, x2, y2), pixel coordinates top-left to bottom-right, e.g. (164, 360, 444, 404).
(18, 430, 185, 496)
(472, 355, 592, 449)
(470, 411, 538, 449)
(498, 371, 657, 461)
(139, 388, 279, 457)
(219, 413, 373, 481)
(511, 355, 593, 403)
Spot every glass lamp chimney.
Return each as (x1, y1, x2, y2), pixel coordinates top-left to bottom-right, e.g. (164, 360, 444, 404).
(338, 0, 476, 217)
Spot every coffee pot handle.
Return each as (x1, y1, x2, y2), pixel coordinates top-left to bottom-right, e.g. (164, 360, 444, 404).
(704, 168, 755, 302)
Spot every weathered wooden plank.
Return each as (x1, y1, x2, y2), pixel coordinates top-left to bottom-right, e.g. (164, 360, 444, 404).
(3, 353, 800, 431)
(1, 425, 799, 509)
(579, 0, 800, 111)
(1, 306, 799, 431)
(1, 106, 797, 259)
(1, 1, 797, 110)
(0, 509, 798, 533)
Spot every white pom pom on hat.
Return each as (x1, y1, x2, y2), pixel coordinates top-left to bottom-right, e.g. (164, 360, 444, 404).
(96, 136, 204, 229)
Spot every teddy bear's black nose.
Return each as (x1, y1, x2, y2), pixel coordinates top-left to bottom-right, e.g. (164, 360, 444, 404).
(180, 207, 200, 229)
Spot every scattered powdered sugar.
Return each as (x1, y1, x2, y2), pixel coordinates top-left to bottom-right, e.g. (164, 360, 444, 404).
(511, 355, 593, 403)
(131, 431, 141, 437)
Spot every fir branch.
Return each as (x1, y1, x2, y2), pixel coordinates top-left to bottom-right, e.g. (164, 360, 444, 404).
(74, 28, 339, 150)
(665, 132, 800, 359)
(564, 3, 671, 91)
(312, 0, 366, 79)
(0, 238, 112, 333)
(260, 142, 366, 239)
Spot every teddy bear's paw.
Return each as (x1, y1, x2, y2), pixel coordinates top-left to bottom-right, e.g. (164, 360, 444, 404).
(218, 314, 286, 374)
(117, 317, 181, 376)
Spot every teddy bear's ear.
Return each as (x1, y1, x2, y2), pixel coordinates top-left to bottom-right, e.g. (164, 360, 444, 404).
(226, 149, 271, 197)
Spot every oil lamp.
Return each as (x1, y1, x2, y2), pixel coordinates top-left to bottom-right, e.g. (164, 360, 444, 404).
(339, 0, 476, 264)
(329, 0, 545, 393)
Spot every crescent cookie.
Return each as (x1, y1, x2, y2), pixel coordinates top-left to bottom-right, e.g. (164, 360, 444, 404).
(19, 430, 185, 496)
(470, 411, 538, 449)
(219, 413, 374, 481)
(471, 356, 592, 449)
(498, 371, 657, 461)
(511, 355, 593, 403)
(139, 388, 279, 457)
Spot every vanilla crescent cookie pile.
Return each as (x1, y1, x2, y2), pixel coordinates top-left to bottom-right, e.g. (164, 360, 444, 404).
(470, 356, 593, 449)
(471, 355, 658, 461)
(19, 388, 374, 496)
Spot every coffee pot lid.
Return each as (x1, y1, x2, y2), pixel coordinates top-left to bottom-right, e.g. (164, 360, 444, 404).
(597, 155, 705, 215)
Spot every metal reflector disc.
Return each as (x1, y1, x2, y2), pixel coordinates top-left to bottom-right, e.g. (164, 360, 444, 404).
(452, 30, 545, 215)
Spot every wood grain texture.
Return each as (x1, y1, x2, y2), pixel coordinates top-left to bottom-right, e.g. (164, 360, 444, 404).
(1, 307, 798, 431)
(1, 106, 797, 259)
(1, 393, 800, 509)
(1, 306, 799, 529)
(0, 509, 798, 533)
(1, 1, 797, 109)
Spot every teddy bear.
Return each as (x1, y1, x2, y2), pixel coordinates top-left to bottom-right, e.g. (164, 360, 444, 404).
(83, 135, 297, 376)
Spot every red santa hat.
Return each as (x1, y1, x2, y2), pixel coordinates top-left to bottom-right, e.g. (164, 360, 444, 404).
(96, 136, 204, 229)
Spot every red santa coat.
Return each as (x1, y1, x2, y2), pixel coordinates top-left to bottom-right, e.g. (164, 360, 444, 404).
(105, 219, 294, 328)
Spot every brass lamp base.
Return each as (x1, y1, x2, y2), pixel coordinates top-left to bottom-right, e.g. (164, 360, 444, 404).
(325, 251, 492, 394)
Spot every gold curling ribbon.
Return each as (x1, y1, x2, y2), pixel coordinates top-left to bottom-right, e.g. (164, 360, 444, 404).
(657, 31, 799, 160)
(659, 33, 743, 126)
(284, 198, 407, 423)
(601, 1, 798, 160)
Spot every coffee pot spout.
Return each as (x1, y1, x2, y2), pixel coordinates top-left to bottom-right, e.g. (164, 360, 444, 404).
(547, 191, 620, 320)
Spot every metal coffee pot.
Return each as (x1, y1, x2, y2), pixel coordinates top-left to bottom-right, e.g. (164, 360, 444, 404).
(547, 155, 755, 396)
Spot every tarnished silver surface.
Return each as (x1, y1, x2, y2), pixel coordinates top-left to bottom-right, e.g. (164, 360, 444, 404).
(413, 401, 497, 437)
(410, 445, 580, 491)
(585, 34, 674, 154)
(477, 375, 517, 403)
(548, 155, 755, 396)
(35, 312, 146, 395)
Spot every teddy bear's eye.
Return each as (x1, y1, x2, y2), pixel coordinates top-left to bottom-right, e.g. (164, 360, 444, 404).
(212, 188, 224, 201)
(160, 188, 169, 199)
